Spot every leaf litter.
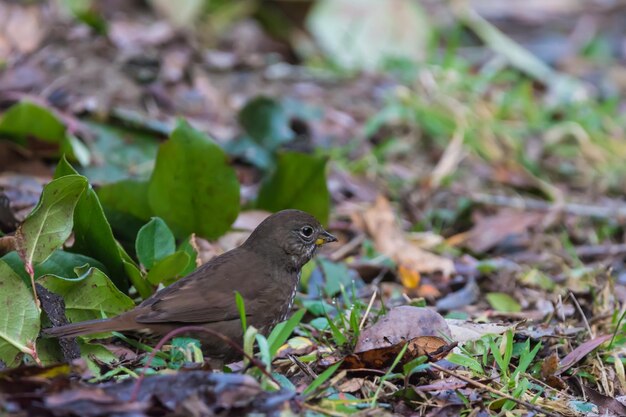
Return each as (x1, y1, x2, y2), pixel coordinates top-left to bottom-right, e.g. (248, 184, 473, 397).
(1, 1, 626, 416)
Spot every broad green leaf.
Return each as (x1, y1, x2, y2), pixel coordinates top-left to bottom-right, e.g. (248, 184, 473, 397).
(0, 101, 66, 144)
(80, 121, 159, 184)
(256, 152, 330, 225)
(317, 259, 354, 297)
(0, 101, 89, 164)
(55, 158, 131, 291)
(224, 136, 274, 170)
(267, 308, 306, 357)
(97, 179, 152, 221)
(35, 250, 107, 278)
(123, 260, 152, 300)
(0, 260, 40, 365)
(2, 250, 106, 285)
(16, 175, 88, 270)
(145, 251, 190, 286)
(486, 293, 521, 313)
(148, 120, 240, 239)
(238, 97, 293, 148)
(136, 217, 175, 269)
(177, 237, 198, 276)
(78, 341, 117, 378)
(39, 266, 134, 324)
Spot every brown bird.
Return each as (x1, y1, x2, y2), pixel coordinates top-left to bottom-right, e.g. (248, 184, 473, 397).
(45, 209, 337, 362)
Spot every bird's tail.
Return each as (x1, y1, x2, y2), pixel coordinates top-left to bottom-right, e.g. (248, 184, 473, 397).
(43, 316, 138, 338)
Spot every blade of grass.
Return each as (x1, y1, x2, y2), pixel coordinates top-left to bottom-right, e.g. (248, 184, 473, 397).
(303, 361, 343, 397)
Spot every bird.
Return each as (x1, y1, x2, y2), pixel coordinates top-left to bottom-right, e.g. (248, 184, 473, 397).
(44, 209, 337, 363)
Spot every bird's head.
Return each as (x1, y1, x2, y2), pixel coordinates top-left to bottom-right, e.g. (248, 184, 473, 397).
(244, 209, 337, 270)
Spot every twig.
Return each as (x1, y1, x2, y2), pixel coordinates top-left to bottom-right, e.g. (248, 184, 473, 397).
(359, 289, 377, 331)
(129, 325, 279, 402)
(429, 363, 562, 417)
(470, 193, 626, 220)
(329, 233, 365, 262)
(568, 291, 594, 338)
(288, 354, 317, 380)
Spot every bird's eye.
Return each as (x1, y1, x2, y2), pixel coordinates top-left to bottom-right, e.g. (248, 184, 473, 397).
(300, 226, 314, 238)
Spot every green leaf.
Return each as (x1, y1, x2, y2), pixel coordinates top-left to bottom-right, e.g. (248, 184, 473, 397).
(0, 101, 66, 144)
(97, 179, 152, 221)
(238, 96, 293, 148)
(34, 250, 107, 278)
(145, 251, 190, 286)
(267, 308, 306, 357)
(447, 352, 484, 374)
(0, 260, 40, 365)
(1, 250, 106, 285)
(79, 121, 159, 184)
(123, 260, 152, 300)
(235, 291, 247, 333)
(177, 237, 198, 276)
(136, 217, 176, 269)
(317, 259, 354, 297)
(16, 175, 88, 270)
(54, 158, 131, 292)
(39, 266, 134, 324)
(148, 120, 240, 239)
(256, 152, 330, 225)
(486, 293, 521, 313)
(0, 101, 89, 164)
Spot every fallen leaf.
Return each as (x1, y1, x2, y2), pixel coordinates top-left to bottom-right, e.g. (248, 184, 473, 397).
(0, 2, 47, 61)
(581, 384, 626, 416)
(540, 352, 567, 389)
(361, 196, 455, 276)
(446, 320, 517, 344)
(557, 334, 612, 375)
(486, 292, 521, 313)
(344, 335, 452, 370)
(398, 265, 420, 289)
(463, 209, 543, 253)
(356, 306, 452, 352)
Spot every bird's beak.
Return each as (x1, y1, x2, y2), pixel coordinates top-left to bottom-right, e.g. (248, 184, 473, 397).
(315, 230, 338, 246)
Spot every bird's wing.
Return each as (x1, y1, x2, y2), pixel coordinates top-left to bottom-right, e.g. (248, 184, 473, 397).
(135, 248, 266, 324)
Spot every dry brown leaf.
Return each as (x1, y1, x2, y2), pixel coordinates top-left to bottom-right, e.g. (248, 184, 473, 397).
(356, 306, 452, 352)
(463, 209, 543, 253)
(0, 3, 47, 61)
(343, 335, 452, 370)
(445, 320, 516, 344)
(361, 196, 455, 277)
(540, 352, 567, 390)
(557, 334, 612, 375)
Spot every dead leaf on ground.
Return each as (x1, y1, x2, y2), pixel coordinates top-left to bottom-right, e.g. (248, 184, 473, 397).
(108, 19, 175, 51)
(540, 352, 567, 389)
(557, 334, 612, 375)
(460, 209, 543, 253)
(343, 335, 453, 370)
(445, 319, 517, 344)
(581, 384, 626, 416)
(339, 306, 454, 370)
(359, 195, 455, 277)
(357, 306, 452, 351)
(0, 2, 48, 62)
